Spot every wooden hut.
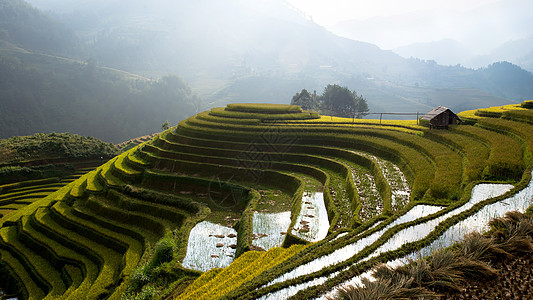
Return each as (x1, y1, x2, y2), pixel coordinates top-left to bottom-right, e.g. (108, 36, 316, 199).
(421, 106, 461, 129)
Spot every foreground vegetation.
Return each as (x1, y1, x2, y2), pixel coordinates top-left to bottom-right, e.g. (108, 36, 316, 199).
(0, 101, 532, 299)
(332, 210, 533, 299)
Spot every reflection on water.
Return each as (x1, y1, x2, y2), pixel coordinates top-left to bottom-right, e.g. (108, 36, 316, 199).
(262, 177, 524, 299)
(363, 183, 513, 261)
(325, 175, 531, 299)
(415, 175, 532, 257)
(266, 205, 443, 289)
(292, 192, 329, 242)
(182, 221, 237, 272)
(252, 211, 291, 250)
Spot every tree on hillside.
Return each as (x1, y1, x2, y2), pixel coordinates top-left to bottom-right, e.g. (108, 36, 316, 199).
(291, 85, 369, 118)
(321, 84, 369, 118)
(290, 89, 318, 111)
(161, 120, 171, 130)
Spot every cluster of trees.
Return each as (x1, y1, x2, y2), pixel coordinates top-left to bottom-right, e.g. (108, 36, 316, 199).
(291, 84, 369, 118)
(0, 132, 118, 165)
(0, 132, 119, 184)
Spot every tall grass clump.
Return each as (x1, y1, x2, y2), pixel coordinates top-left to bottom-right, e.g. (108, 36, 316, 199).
(150, 236, 175, 268)
(123, 236, 179, 300)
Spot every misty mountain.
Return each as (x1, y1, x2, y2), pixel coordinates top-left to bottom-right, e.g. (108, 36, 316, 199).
(0, 0, 203, 143)
(331, 0, 533, 53)
(0, 50, 203, 143)
(0, 0, 80, 56)
(394, 39, 473, 67)
(475, 37, 533, 72)
(24, 0, 533, 110)
(394, 37, 533, 73)
(1, 0, 529, 127)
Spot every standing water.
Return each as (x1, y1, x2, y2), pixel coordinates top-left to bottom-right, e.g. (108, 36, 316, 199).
(252, 211, 291, 250)
(262, 181, 517, 299)
(182, 221, 238, 272)
(266, 205, 444, 288)
(292, 192, 329, 242)
(325, 176, 531, 299)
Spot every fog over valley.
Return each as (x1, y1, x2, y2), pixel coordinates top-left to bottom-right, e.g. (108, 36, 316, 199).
(1, 0, 533, 142)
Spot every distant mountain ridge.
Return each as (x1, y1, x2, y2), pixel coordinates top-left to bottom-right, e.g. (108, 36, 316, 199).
(394, 39, 473, 66)
(332, 0, 533, 73)
(331, 0, 533, 52)
(393, 37, 533, 73)
(3, 0, 533, 137)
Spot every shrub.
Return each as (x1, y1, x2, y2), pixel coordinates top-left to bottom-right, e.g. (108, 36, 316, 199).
(150, 237, 175, 268)
(521, 100, 533, 109)
(0, 132, 117, 165)
(128, 263, 152, 292)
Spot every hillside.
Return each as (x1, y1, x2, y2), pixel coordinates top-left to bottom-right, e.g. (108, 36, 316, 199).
(0, 132, 116, 237)
(0, 49, 203, 143)
(0, 132, 117, 166)
(0, 0, 204, 143)
(394, 36, 533, 73)
(0, 0, 81, 56)
(24, 0, 533, 111)
(0, 101, 532, 299)
(331, 0, 533, 53)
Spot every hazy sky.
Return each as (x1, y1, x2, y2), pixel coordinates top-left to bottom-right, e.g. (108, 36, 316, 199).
(285, 0, 501, 27)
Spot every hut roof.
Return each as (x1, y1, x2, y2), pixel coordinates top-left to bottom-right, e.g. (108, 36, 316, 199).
(421, 106, 458, 121)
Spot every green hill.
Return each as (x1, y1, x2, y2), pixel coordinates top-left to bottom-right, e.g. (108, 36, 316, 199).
(0, 0, 204, 143)
(0, 49, 203, 143)
(0, 102, 532, 299)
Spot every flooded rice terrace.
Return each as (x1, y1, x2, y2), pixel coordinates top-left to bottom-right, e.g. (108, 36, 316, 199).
(182, 221, 238, 272)
(292, 192, 329, 242)
(262, 174, 532, 299)
(182, 167, 532, 299)
(324, 172, 533, 299)
(252, 211, 291, 250)
(264, 205, 444, 289)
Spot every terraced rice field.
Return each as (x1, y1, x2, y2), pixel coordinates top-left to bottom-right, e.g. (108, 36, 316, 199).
(1, 101, 533, 299)
(0, 168, 94, 219)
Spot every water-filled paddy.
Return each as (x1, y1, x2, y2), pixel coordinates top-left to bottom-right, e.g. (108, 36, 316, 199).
(182, 221, 238, 272)
(363, 183, 513, 261)
(324, 175, 532, 298)
(292, 192, 329, 242)
(261, 178, 524, 299)
(267, 204, 444, 287)
(252, 211, 291, 250)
